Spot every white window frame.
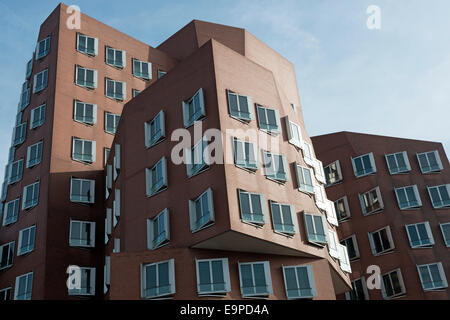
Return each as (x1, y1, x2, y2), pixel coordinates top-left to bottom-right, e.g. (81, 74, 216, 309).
(395, 185, 422, 210)
(0, 287, 11, 301)
(238, 189, 267, 226)
(17, 225, 36, 256)
(285, 116, 302, 148)
(72, 137, 96, 163)
(22, 181, 40, 210)
(338, 243, 352, 273)
(106, 47, 126, 68)
(238, 261, 273, 298)
(196, 258, 231, 296)
(440, 223, 450, 247)
(417, 262, 448, 291)
(405, 221, 434, 248)
(68, 267, 96, 296)
(417, 150, 443, 174)
(30, 104, 46, 129)
(359, 186, 384, 215)
(324, 160, 343, 187)
(340, 234, 360, 261)
(70, 178, 95, 204)
(133, 58, 151, 80)
(33, 69, 48, 94)
(14, 272, 33, 300)
(427, 184, 450, 209)
(351, 152, 377, 178)
(35, 37, 50, 60)
(233, 137, 258, 172)
(145, 111, 166, 148)
(256, 104, 281, 135)
(313, 184, 327, 211)
(105, 78, 126, 101)
(269, 201, 297, 236)
(262, 151, 288, 183)
(69, 220, 96, 248)
(146, 157, 168, 197)
(147, 208, 170, 250)
(3, 198, 20, 226)
(227, 89, 253, 122)
(75, 65, 98, 89)
(312, 159, 326, 184)
(140, 259, 176, 299)
(113, 144, 121, 180)
(8, 159, 23, 184)
(345, 277, 370, 300)
(303, 212, 328, 246)
(282, 265, 316, 300)
(335, 196, 351, 222)
(381, 268, 406, 299)
(327, 229, 340, 259)
(26, 141, 43, 168)
(186, 138, 210, 178)
(12, 122, 27, 146)
(295, 164, 314, 194)
(74, 100, 97, 125)
(104, 111, 120, 134)
(0, 241, 15, 270)
(302, 141, 315, 167)
(385, 151, 411, 174)
(368, 225, 395, 256)
(182, 88, 206, 128)
(189, 188, 215, 233)
(77, 33, 98, 56)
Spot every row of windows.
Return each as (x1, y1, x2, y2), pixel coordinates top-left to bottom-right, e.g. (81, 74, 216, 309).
(347, 262, 448, 300)
(0, 272, 33, 300)
(0, 225, 36, 270)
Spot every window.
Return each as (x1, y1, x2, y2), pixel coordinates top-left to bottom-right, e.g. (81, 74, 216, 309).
(133, 59, 151, 80)
(33, 69, 48, 94)
(106, 47, 126, 68)
(269, 201, 296, 235)
(189, 188, 215, 233)
(69, 220, 95, 248)
(70, 178, 95, 204)
(30, 104, 46, 129)
(395, 185, 422, 209)
(385, 151, 411, 174)
(3, 198, 20, 226)
(351, 152, 376, 178)
(324, 160, 343, 186)
(335, 196, 351, 222)
(340, 235, 360, 261)
(26, 58, 33, 79)
(303, 213, 327, 246)
(0, 241, 14, 270)
(381, 269, 406, 299)
(22, 181, 39, 210)
(227, 90, 253, 122)
(19, 81, 30, 110)
(285, 117, 302, 148)
(104, 256, 111, 293)
(14, 272, 33, 300)
(26, 141, 43, 168)
(12, 122, 27, 146)
(417, 262, 448, 291)
(35, 37, 50, 59)
(346, 278, 369, 300)
(359, 186, 384, 215)
(1, 182, 8, 203)
(256, 105, 280, 135)
(147, 209, 170, 250)
(238, 189, 267, 226)
(368, 226, 395, 255)
(427, 184, 450, 209)
(239, 262, 273, 298)
(104, 148, 110, 166)
(105, 112, 120, 134)
(196, 258, 231, 296)
(295, 165, 314, 194)
(233, 138, 258, 171)
(72, 138, 96, 163)
(113, 238, 120, 253)
(282, 265, 316, 299)
(105, 209, 112, 244)
(146, 157, 168, 197)
(106, 78, 126, 100)
(302, 141, 315, 167)
(312, 159, 326, 184)
(74, 101, 97, 125)
(327, 229, 340, 259)
(262, 151, 288, 183)
(8, 159, 23, 184)
(313, 184, 327, 211)
(186, 139, 210, 178)
(417, 150, 443, 173)
(440, 223, 450, 247)
(68, 268, 96, 296)
(113, 144, 121, 180)
(0, 287, 11, 301)
(324, 199, 338, 228)
(77, 33, 98, 56)
(75, 65, 98, 89)
(405, 222, 434, 248)
(141, 259, 175, 299)
(115, 190, 122, 226)
(145, 111, 165, 148)
(8, 146, 15, 163)
(182, 88, 206, 128)
(157, 70, 167, 79)
(18, 226, 36, 255)
(132, 89, 141, 98)
(338, 244, 352, 273)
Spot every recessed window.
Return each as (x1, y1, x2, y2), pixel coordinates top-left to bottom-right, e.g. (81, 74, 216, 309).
(74, 101, 97, 125)
(269, 201, 296, 235)
(106, 78, 126, 101)
(145, 111, 165, 148)
(22, 181, 39, 210)
(340, 235, 360, 261)
(303, 213, 327, 246)
(227, 90, 253, 122)
(33, 69, 48, 94)
(105, 112, 120, 134)
(282, 265, 316, 299)
(17, 226, 35, 256)
(147, 208, 170, 250)
(70, 178, 95, 204)
(8, 159, 23, 184)
(35, 37, 50, 60)
(238, 261, 272, 298)
(141, 259, 175, 299)
(285, 117, 302, 148)
(189, 188, 215, 233)
(262, 151, 288, 183)
(157, 70, 167, 79)
(427, 184, 450, 209)
(0, 287, 11, 301)
(0, 241, 14, 270)
(351, 152, 376, 178)
(186, 139, 209, 178)
(233, 138, 258, 171)
(417, 262, 448, 291)
(75, 65, 98, 89)
(256, 105, 280, 135)
(368, 225, 395, 255)
(68, 268, 96, 296)
(338, 244, 352, 273)
(405, 222, 434, 248)
(381, 269, 406, 299)
(182, 88, 205, 128)
(196, 258, 231, 296)
(106, 47, 126, 68)
(69, 220, 95, 248)
(19, 81, 30, 110)
(335, 196, 351, 222)
(30, 104, 46, 129)
(324, 160, 343, 186)
(26, 141, 43, 168)
(302, 141, 315, 167)
(145, 157, 168, 197)
(359, 186, 384, 215)
(14, 272, 33, 300)
(2, 198, 20, 226)
(72, 137, 96, 163)
(12, 123, 27, 146)
(295, 164, 314, 194)
(312, 159, 326, 184)
(385, 151, 411, 174)
(417, 150, 443, 174)
(77, 33, 98, 56)
(345, 277, 369, 300)
(395, 185, 422, 210)
(133, 59, 151, 80)
(238, 189, 267, 226)
(440, 223, 450, 247)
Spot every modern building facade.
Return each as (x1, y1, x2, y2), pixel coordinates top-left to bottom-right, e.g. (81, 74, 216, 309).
(0, 4, 352, 300)
(312, 132, 450, 300)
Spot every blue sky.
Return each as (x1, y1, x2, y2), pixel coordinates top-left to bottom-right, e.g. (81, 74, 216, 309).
(0, 0, 449, 184)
